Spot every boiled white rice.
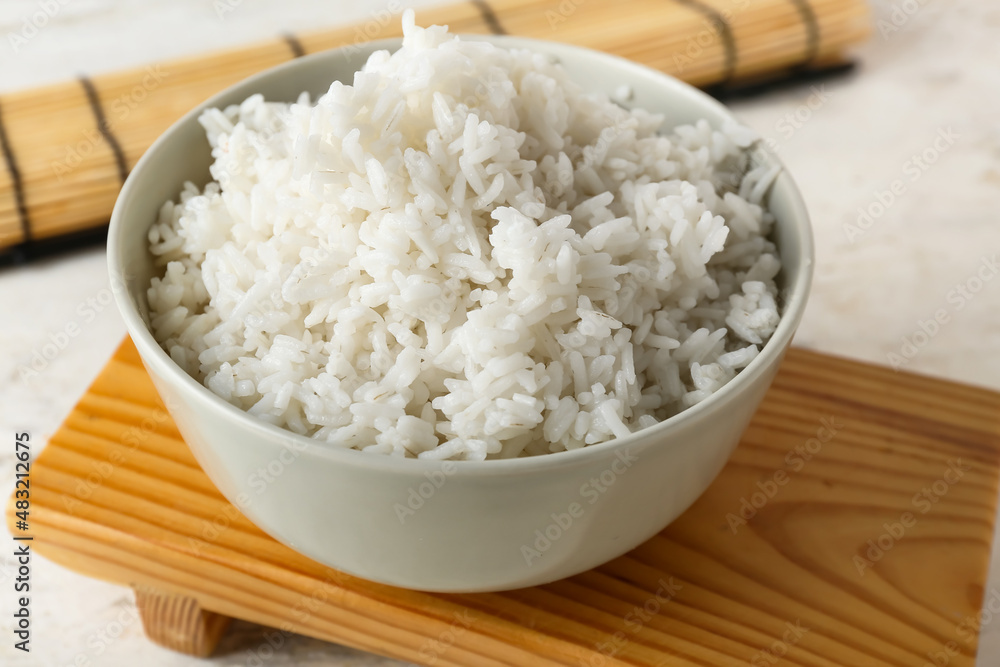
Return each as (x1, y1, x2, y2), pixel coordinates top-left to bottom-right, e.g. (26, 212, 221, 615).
(146, 13, 782, 460)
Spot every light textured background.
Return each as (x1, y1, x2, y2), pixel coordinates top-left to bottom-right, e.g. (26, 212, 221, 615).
(1, 0, 999, 664)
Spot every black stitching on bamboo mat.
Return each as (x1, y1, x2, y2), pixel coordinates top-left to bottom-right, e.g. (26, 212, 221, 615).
(471, 0, 507, 35)
(788, 0, 820, 65)
(79, 76, 129, 184)
(673, 0, 737, 85)
(0, 99, 31, 249)
(283, 33, 306, 58)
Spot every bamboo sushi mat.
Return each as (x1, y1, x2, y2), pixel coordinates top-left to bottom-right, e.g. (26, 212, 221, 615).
(0, 0, 870, 259)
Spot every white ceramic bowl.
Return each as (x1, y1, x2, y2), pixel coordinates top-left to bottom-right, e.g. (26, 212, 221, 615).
(108, 36, 813, 593)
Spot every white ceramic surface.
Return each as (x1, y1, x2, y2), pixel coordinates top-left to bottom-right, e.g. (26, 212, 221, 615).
(106, 37, 812, 592)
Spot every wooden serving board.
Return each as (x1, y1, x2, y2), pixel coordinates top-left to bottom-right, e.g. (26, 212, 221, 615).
(7, 338, 1000, 666)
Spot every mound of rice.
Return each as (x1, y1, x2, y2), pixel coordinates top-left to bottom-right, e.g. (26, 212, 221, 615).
(146, 13, 782, 460)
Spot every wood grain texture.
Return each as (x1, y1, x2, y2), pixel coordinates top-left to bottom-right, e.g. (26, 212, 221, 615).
(133, 585, 232, 657)
(7, 338, 999, 665)
(0, 0, 871, 252)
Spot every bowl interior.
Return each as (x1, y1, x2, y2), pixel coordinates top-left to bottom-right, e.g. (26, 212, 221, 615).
(109, 36, 812, 470)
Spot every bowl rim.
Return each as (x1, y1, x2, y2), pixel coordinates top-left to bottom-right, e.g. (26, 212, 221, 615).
(108, 34, 814, 476)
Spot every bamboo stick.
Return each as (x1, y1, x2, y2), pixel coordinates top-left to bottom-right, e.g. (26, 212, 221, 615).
(0, 0, 870, 254)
